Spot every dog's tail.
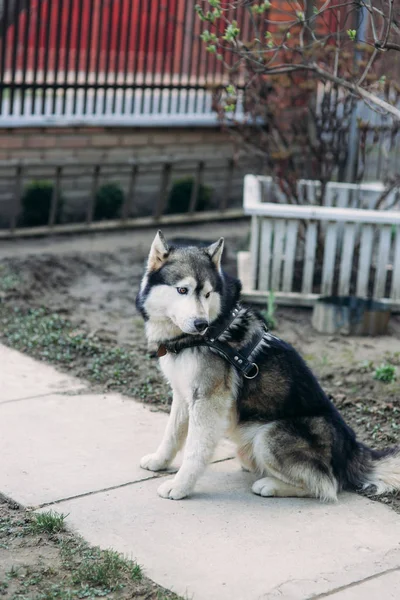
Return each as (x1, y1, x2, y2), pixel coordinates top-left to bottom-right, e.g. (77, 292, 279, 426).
(351, 445, 400, 495)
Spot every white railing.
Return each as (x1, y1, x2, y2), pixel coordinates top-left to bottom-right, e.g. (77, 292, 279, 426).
(239, 175, 400, 310)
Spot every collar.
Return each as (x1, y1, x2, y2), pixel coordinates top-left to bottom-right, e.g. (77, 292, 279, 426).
(156, 303, 263, 380)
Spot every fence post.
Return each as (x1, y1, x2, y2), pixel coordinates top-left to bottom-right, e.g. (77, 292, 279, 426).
(188, 160, 204, 214)
(86, 164, 100, 224)
(48, 166, 62, 227)
(122, 163, 138, 220)
(9, 165, 22, 233)
(154, 162, 172, 219)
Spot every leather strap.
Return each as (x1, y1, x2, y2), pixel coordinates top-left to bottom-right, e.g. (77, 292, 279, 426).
(156, 304, 264, 379)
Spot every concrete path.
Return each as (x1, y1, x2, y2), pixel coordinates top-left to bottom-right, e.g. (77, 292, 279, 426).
(1, 343, 400, 599)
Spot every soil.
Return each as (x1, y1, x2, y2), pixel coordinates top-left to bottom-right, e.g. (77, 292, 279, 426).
(0, 495, 181, 599)
(0, 221, 399, 516)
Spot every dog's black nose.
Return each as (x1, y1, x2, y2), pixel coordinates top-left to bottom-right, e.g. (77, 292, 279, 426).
(194, 319, 208, 333)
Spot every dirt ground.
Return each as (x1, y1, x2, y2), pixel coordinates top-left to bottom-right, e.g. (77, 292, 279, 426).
(0, 221, 399, 517)
(0, 495, 181, 599)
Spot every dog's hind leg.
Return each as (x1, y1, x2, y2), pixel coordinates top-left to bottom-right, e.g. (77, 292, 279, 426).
(140, 391, 188, 472)
(251, 420, 339, 502)
(252, 477, 310, 498)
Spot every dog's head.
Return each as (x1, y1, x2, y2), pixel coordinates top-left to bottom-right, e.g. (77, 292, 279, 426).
(136, 231, 225, 336)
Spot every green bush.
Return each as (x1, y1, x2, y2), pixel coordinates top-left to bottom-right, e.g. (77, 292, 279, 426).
(166, 177, 212, 214)
(20, 180, 63, 227)
(94, 182, 125, 221)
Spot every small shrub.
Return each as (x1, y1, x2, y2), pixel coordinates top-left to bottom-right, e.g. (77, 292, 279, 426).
(373, 363, 397, 383)
(166, 177, 212, 214)
(94, 182, 124, 221)
(20, 181, 63, 227)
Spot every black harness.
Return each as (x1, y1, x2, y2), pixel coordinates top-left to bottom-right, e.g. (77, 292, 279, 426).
(156, 304, 264, 380)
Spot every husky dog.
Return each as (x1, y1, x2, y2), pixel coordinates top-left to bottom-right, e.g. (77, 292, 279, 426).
(136, 231, 400, 502)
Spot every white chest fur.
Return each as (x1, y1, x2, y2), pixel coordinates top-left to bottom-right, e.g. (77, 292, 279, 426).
(159, 350, 204, 401)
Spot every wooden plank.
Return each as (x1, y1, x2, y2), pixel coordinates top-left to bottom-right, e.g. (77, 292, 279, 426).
(391, 226, 400, 301)
(241, 290, 400, 312)
(302, 222, 317, 294)
(271, 219, 285, 291)
(282, 220, 298, 292)
(243, 174, 263, 210)
(374, 225, 392, 298)
(154, 162, 172, 219)
(48, 166, 62, 227)
(258, 219, 272, 291)
(338, 223, 356, 296)
(86, 164, 100, 225)
(244, 201, 400, 225)
(188, 160, 204, 214)
(249, 216, 260, 290)
(9, 165, 22, 233)
(0, 209, 245, 240)
(121, 164, 138, 220)
(220, 158, 234, 211)
(242, 290, 319, 307)
(356, 225, 374, 297)
(321, 223, 338, 296)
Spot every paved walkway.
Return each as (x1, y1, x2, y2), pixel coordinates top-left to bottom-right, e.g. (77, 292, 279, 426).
(1, 343, 400, 600)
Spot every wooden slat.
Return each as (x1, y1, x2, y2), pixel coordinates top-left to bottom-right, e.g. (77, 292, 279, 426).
(258, 219, 272, 291)
(249, 216, 260, 290)
(154, 162, 172, 219)
(338, 223, 356, 296)
(241, 290, 400, 312)
(391, 226, 400, 301)
(271, 219, 285, 291)
(86, 164, 100, 225)
(282, 220, 298, 292)
(121, 164, 138, 220)
(244, 202, 400, 225)
(220, 158, 234, 211)
(302, 222, 317, 294)
(0, 209, 245, 240)
(321, 223, 338, 296)
(374, 225, 392, 298)
(48, 166, 61, 227)
(9, 165, 22, 233)
(188, 160, 204, 214)
(356, 225, 374, 297)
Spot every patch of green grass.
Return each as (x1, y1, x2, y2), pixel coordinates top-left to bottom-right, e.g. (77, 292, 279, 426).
(32, 584, 76, 599)
(0, 270, 21, 291)
(72, 548, 142, 590)
(6, 565, 20, 579)
(30, 511, 68, 534)
(373, 363, 397, 383)
(0, 305, 170, 403)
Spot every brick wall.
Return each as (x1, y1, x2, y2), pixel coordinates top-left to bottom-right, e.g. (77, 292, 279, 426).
(0, 126, 235, 162)
(0, 126, 253, 225)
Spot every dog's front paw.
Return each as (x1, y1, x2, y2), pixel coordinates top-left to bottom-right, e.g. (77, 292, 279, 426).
(140, 453, 169, 472)
(157, 479, 190, 500)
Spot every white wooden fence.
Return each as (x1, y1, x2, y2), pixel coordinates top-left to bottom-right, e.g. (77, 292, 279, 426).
(240, 175, 400, 310)
(257, 176, 399, 209)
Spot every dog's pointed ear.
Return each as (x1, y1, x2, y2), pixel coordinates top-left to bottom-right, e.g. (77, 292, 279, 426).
(206, 237, 224, 271)
(147, 230, 170, 272)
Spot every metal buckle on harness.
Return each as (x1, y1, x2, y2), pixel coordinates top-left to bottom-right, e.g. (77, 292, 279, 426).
(243, 363, 259, 379)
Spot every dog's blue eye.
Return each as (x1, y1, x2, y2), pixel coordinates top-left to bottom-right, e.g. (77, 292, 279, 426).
(177, 287, 188, 295)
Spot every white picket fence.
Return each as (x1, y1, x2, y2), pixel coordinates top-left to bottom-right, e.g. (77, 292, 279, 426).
(239, 175, 400, 310)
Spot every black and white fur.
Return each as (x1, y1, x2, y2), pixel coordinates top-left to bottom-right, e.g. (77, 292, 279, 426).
(136, 231, 400, 502)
